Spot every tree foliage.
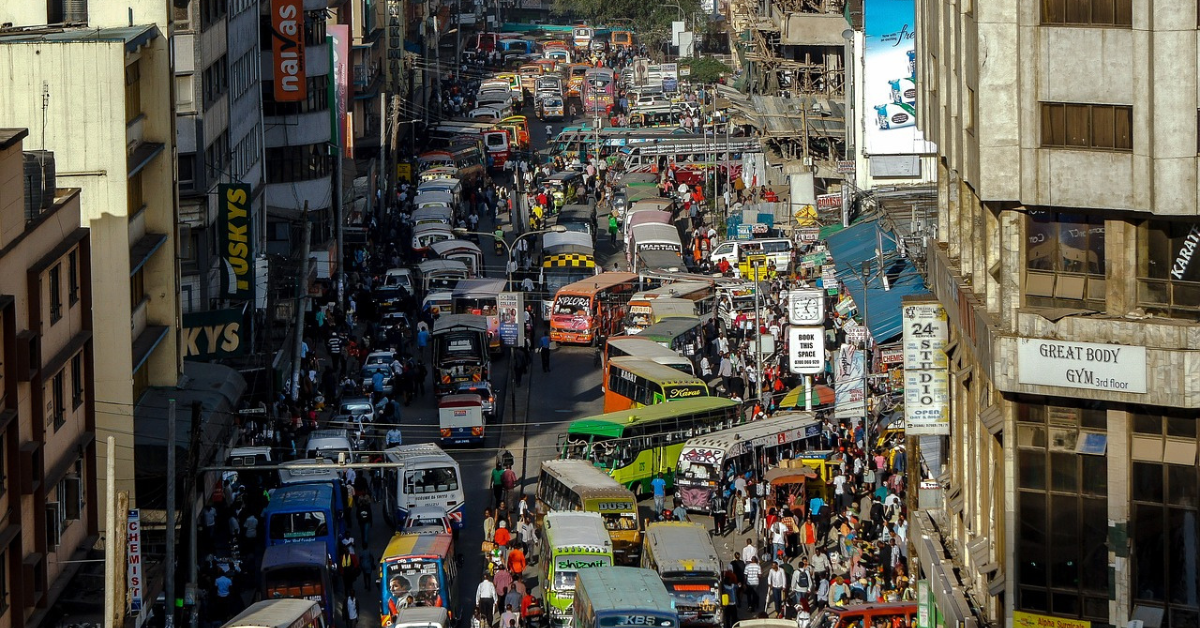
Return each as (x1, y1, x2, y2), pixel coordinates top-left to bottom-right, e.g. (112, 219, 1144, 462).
(551, 0, 701, 38)
(678, 57, 732, 83)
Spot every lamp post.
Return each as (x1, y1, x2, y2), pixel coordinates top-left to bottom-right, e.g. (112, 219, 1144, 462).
(453, 225, 567, 290)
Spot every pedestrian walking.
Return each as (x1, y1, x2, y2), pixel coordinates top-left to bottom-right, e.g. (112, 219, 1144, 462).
(767, 561, 787, 615)
(743, 556, 762, 611)
(356, 496, 373, 543)
(347, 593, 359, 627)
(477, 574, 498, 626)
(651, 473, 667, 514)
(539, 333, 551, 372)
(491, 463, 505, 506)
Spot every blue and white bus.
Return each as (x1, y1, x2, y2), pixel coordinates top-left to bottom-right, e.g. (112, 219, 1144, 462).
(574, 567, 678, 628)
(263, 484, 343, 561)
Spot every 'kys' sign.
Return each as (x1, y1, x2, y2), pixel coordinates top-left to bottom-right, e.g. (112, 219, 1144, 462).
(220, 184, 253, 300)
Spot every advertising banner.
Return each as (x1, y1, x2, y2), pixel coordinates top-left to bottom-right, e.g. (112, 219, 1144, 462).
(182, 308, 248, 360)
(902, 301, 950, 434)
(219, 183, 253, 301)
(498, 292, 524, 347)
(1017, 338, 1147, 394)
(661, 63, 679, 93)
(127, 509, 143, 613)
(864, 0, 934, 155)
(269, 0, 307, 102)
(834, 344, 866, 419)
(329, 25, 352, 157)
(788, 326, 825, 375)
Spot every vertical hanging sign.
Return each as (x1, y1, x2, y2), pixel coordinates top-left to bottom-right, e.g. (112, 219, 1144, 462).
(127, 509, 143, 613)
(901, 300, 950, 434)
(270, 0, 307, 101)
(219, 183, 253, 301)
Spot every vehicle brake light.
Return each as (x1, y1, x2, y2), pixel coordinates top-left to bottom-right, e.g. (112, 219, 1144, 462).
(472, 426, 484, 436)
(442, 375, 451, 383)
(440, 428, 452, 437)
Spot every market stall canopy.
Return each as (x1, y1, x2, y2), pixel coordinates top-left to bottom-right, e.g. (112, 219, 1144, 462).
(765, 466, 818, 485)
(779, 383, 835, 409)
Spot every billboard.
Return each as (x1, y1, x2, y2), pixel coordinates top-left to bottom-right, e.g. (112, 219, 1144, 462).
(863, 0, 934, 155)
(661, 63, 679, 93)
(182, 308, 248, 360)
(498, 292, 525, 347)
(269, 0, 307, 102)
(902, 301, 950, 434)
(834, 343, 866, 419)
(329, 25, 352, 157)
(219, 183, 253, 301)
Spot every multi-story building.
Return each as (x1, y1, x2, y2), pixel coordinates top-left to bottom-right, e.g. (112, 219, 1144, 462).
(0, 130, 97, 628)
(914, 2, 1200, 628)
(348, 0, 386, 145)
(0, 19, 181, 523)
(174, 0, 267, 313)
(261, 0, 336, 255)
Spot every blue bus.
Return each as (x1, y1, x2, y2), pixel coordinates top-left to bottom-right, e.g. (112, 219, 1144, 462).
(574, 566, 678, 628)
(278, 461, 349, 524)
(260, 541, 342, 626)
(264, 484, 343, 560)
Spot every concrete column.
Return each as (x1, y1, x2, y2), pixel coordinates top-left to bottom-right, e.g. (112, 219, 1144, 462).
(944, 163, 960, 259)
(959, 177, 974, 277)
(998, 209, 1022, 333)
(1107, 408, 1131, 626)
(1105, 219, 1138, 316)
(984, 204, 1001, 316)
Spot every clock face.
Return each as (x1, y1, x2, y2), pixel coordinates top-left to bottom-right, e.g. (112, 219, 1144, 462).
(789, 291, 824, 324)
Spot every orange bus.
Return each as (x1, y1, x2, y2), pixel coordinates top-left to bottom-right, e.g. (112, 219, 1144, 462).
(549, 272, 640, 345)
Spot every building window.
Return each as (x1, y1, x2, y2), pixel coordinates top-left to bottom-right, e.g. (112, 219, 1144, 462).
(200, 0, 228, 31)
(130, 267, 145, 310)
(71, 353, 83, 410)
(204, 132, 229, 182)
(1016, 402, 1110, 623)
(1042, 0, 1132, 26)
(178, 153, 197, 191)
(202, 54, 229, 109)
(133, 362, 150, 403)
(128, 169, 145, 216)
(1025, 211, 1106, 308)
(68, 249, 79, 305)
(48, 263, 62, 324)
(1130, 406, 1200, 628)
(51, 371, 65, 431)
(125, 60, 141, 123)
(263, 75, 331, 116)
(266, 143, 333, 183)
(1041, 103, 1132, 151)
(1137, 219, 1200, 319)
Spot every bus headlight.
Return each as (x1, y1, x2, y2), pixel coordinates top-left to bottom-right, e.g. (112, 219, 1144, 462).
(440, 428, 452, 438)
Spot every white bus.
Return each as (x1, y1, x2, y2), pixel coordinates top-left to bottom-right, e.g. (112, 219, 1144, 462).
(222, 599, 325, 628)
(641, 522, 723, 628)
(675, 411, 821, 513)
(383, 444, 466, 530)
(628, 222, 683, 273)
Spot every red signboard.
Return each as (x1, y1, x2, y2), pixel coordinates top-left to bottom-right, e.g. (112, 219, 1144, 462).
(270, 0, 307, 102)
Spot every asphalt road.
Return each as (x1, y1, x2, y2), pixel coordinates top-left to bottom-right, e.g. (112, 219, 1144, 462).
(354, 102, 626, 627)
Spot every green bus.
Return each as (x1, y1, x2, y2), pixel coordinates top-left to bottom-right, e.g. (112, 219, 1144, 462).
(603, 357, 709, 413)
(573, 567, 678, 628)
(560, 397, 739, 493)
(539, 512, 615, 627)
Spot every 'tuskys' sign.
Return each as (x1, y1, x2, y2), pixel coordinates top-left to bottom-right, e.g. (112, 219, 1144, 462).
(1017, 338, 1146, 394)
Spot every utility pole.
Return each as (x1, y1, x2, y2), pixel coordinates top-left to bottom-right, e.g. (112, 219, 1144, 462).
(185, 400, 204, 626)
(103, 436, 116, 628)
(380, 90, 388, 217)
(291, 202, 313, 401)
(165, 399, 177, 628)
(335, 142, 345, 309)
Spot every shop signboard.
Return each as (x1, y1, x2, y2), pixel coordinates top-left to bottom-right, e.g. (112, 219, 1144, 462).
(834, 344, 865, 419)
(863, 0, 935, 155)
(329, 25, 352, 157)
(269, 0, 307, 102)
(1013, 612, 1091, 628)
(219, 183, 254, 301)
(182, 308, 247, 360)
(128, 509, 143, 612)
(1017, 338, 1147, 394)
(902, 301, 949, 434)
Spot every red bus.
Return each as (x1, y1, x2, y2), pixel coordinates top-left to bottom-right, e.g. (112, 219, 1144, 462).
(549, 272, 639, 345)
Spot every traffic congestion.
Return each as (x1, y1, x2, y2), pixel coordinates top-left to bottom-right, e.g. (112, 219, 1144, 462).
(202, 21, 914, 628)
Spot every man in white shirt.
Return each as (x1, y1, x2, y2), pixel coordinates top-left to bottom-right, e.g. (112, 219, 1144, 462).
(476, 574, 498, 626)
(742, 556, 762, 611)
(766, 561, 788, 614)
(740, 538, 758, 564)
(770, 519, 787, 562)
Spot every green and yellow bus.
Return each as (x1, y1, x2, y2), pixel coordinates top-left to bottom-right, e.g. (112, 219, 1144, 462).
(603, 357, 709, 413)
(539, 512, 615, 627)
(536, 459, 642, 565)
(560, 397, 739, 493)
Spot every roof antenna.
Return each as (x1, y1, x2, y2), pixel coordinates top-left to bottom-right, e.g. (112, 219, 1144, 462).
(41, 81, 49, 151)
(128, 7, 133, 27)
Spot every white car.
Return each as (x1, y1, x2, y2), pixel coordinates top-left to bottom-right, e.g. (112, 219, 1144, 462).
(403, 506, 454, 535)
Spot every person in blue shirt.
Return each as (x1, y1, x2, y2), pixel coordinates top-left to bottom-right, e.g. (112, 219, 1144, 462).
(417, 327, 431, 357)
(809, 495, 824, 519)
(372, 370, 386, 400)
(539, 333, 551, 372)
(651, 473, 667, 514)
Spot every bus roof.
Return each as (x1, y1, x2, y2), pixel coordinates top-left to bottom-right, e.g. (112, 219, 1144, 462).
(223, 599, 323, 628)
(265, 484, 334, 511)
(568, 398, 737, 438)
(385, 443, 452, 461)
(261, 540, 328, 571)
(637, 317, 701, 338)
(418, 259, 469, 274)
(430, 240, 482, 256)
(644, 522, 721, 576)
(382, 532, 455, 562)
(278, 461, 342, 485)
(637, 250, 685, 272)
(606, 357, 703, 385)
(541, 459, 636, 498)
(543, 230, 593, 250)
(393, 607, 451, 628)
(543, 511, 614, 550)
(452, 278, 507, 298)
(682, 411, 819, 451)
(432, 313, 488, 334)
(630, 222, 681, 243)
(556, 272, 638, 296)
(627, 210, 672, 230)
(576, 567, 676, 615)
(605, 337, 689, 361)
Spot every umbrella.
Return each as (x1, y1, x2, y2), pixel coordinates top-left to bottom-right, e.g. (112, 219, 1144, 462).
(764, 466, 818, 485)
(778, 384, 835, 409)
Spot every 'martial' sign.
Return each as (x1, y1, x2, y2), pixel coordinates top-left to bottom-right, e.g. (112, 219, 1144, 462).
(1017, 338, 1146, 394)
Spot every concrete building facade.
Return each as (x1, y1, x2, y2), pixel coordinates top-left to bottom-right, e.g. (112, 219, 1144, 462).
(0, 130, 98, 628)
(0, 22, 182, 522)
(913, 2, 1200, 628)
(174, 0, 267, 314)
(261, 0, 337, 255)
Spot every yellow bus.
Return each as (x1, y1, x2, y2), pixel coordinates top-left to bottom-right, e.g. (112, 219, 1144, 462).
(536, 459, 642, 565)
(603, 357, 708, 413)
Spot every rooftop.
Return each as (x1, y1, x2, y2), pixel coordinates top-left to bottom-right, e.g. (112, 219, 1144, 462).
(0, 24, 159, 53)
(0, 128, 29, 151)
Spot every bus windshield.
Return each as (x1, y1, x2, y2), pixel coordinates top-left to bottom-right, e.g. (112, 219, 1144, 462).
(385, 560, 444, 608)
(269, 511, 329, 540)
(676, 451, 718, 482)
(405, 466, 460, 493)
(454, 299, 498, 315)
(438, 333, 483, 360)
(553, 294, 592, 316)
(554, 559, 612, 591)
(546, 269, 595, 297)
(601, 511, 639, 531)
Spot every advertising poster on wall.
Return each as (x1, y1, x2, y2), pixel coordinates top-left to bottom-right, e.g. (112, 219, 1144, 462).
(834, 344, 866, 419)
(218, 183, 254, 301)
(863, 0, 935, 155)
(498, 292, 524, 347)
(329, 25, 352, 157)
(269, 0, 307, 102)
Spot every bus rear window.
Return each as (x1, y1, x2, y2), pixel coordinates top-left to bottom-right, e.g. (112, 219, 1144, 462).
(270, 511, 329, 540)
(405, 466, 460, 492)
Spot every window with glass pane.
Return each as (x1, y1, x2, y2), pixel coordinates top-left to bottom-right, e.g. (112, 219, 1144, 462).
(1132, 460, 1200, 622)
(1138, 220, 1200, 318)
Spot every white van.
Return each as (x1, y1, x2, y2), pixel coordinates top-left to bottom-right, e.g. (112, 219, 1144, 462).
(709, 237, 793, 270)
(305, 428, 356, 462)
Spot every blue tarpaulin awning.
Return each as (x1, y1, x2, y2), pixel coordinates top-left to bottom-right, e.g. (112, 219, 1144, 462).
(824, 219, 896, 274)
(840, 258, 929, 342)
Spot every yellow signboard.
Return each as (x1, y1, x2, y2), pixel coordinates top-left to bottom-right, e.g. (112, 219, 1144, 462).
(396, 162, 413, 183)
(1013, 611, 1091, 628)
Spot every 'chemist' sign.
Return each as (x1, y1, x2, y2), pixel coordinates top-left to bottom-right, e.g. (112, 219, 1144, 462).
(1017, 339, 1146, 394)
